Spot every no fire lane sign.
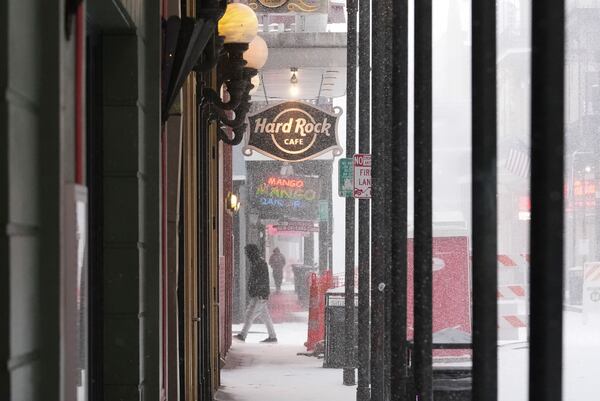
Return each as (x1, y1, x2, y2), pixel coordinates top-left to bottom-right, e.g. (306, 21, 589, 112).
(353, 153, 371, 198)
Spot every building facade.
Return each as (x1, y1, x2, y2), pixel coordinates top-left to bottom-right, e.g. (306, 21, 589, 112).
(1, 0, 236, 400)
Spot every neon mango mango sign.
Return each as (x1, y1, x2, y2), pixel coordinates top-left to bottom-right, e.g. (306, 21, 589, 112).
(254, 175, 320, 218)
(256, 176, 317, 207)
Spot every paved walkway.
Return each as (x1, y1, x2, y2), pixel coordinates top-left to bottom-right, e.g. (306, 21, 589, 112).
(219, 304, 356, 401)
(216, 341, 356, 401)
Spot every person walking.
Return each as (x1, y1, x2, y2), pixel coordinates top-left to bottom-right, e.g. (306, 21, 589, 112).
(269, 247, 286, 293)
(234, 244, 278, 343)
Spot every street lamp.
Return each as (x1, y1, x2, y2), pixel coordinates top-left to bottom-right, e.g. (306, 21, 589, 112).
(225, 191, 241, 214)
(244, 35, 269, 70)
(218, 3, 258, 44)
(161, 2, 268, 145)
(202, 3, 268, 145)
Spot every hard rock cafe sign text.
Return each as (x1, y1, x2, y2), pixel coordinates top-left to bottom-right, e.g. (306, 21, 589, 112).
(243, 101, 343, 162)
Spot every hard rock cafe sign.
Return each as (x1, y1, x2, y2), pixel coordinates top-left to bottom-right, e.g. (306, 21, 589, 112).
(243, 101, 343, 162)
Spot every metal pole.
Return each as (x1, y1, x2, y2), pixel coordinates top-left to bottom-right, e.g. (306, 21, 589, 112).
(344, 0, 358, 384)
(319, 220, 328, 275)
(472, 0, 498, 400)
(358, 186, 371, 400)
(371, 0, 392, 396)
(390, 0, 409, 399)
(529, 1, 564, 400)
(413, 0, 432, 398)
(357, 0, 371, 398)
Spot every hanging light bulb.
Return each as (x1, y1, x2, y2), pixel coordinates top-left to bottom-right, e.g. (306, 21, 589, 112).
(290, 67, 299, 84)
(289, 67, 299, 98)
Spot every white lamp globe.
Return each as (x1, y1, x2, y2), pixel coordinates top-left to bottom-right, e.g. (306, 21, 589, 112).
(218, 3, 259, 44)
(244, 35, 269, 70)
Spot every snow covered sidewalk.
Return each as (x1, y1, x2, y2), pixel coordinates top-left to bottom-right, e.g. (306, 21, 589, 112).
(217, 320, 356, 401)
(219, 311, 600, 401)
(498, 310, 600, 401)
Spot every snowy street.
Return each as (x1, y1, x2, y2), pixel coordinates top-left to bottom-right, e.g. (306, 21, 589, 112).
(217, 311, 600, 401)
(499, 311, 600, 401)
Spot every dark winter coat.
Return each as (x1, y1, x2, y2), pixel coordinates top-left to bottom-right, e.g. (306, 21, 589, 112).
(247, 256, 270, 299)
(269, 252, 286, 271)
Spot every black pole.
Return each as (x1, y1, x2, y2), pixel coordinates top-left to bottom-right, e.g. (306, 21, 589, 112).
(529, 1, 564, 400)
(358, 187, 371, 400)
(344, 0, 358, 386)
(357, 0, 371, 398)
(413, 0, 432, 398)
(472, 0, 498, 400)
(371, 0, 392, 396)
(390, 0, 408, 398)
(319, 162, 333, 274)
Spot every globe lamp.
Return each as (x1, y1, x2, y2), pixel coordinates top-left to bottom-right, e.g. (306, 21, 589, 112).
(218, 3, 258, 44)
(244, 35, 269, 70)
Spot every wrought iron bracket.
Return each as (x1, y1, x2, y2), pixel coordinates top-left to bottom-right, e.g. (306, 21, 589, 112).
(203, 61, 258, 146)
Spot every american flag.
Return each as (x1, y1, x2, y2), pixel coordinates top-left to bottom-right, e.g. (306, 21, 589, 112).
(505, 145, 530, 178)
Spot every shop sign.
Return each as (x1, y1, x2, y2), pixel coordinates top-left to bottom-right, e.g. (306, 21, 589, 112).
(338, 158, 353, 198)
(248, 0, 328, 14)
(353, 153, 371, 198)
(274, 220, 319, 233)
(573, 179, 596, 208)
(243, 101, 343, 162)
(252, 174, 321, 219)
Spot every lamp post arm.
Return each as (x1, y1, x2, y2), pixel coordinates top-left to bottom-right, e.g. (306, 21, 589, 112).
(202, 86, 245, 111)
(218, 123, 247, 146)
(216, 91, 252, 125)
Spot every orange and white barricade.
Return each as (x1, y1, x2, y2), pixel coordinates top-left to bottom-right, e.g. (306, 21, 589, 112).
(497, 254, 528, 286)
(497, 294, 528, 341)
(498, 313, 528, 341)
(497, 254, 529, 341)
(497, 285, 527, 300)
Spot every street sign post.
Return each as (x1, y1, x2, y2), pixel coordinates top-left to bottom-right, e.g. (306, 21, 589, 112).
(353, 153, 371, 199)
(339, 158, 354, 197)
